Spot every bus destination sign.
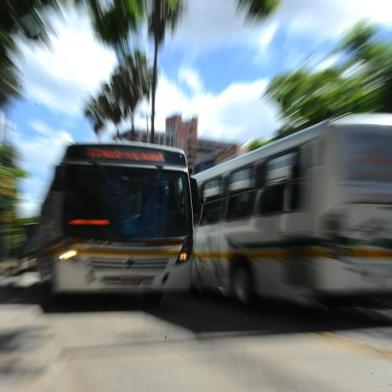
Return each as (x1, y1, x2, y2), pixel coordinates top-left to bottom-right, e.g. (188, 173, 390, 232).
(64, 145, 186, 166)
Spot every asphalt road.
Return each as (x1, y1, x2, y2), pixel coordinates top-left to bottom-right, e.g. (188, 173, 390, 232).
(1, 273, 392, 391)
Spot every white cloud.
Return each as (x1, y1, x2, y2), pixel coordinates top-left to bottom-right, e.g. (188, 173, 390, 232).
(15, 7, 116, 116)
(313, 53, 342, 72)
(256, 0, 392, 40)
(172, 0, 392, 55)
(13, 121, 74, 216)
(147, 70, 281, 142)
(171, 0, 279, 54)
(29, 120, 53, 136)
(178, 67, 203, 94)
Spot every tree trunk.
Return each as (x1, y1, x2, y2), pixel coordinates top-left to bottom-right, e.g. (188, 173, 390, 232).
(131, 113, 135, 140)
(150, 39, 159, 144)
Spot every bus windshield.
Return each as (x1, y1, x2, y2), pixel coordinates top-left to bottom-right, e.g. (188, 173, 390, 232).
(64, 165, 190, 240)
(341, 127, 392, 195)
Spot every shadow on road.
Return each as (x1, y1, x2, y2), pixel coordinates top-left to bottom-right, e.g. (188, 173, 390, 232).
(1, 280, 392, 340)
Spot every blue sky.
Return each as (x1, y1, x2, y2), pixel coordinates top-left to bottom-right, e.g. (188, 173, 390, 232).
(3, 0, 392, 217)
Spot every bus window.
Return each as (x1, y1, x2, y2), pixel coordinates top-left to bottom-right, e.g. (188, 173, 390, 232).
(228, 167, 253, 192)
(226, 191, 255, 220)
(200, 200, 222, 225)
(258, 150, 301, 214)
(202, 177, 222, 200)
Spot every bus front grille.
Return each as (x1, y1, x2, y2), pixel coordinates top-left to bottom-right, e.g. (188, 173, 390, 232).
(89, 257, 169, 270)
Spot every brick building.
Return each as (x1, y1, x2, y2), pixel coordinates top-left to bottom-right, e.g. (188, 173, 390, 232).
(118, 114, 239, 172)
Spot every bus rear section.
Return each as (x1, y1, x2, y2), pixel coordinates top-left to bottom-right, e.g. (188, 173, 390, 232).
(36, 144, 193, 296)
(309, 121, 392, 305)
(193, 114, 392, 308)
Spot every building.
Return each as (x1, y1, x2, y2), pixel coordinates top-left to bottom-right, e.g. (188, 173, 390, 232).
(118, 129, 169, 145)
(118, 114, 240, 172)
(194, 143, 242, 173)
(165, 115, 198, 168)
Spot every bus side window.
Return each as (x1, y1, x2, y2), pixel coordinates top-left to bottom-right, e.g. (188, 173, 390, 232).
(226, 192, 255, 220)
(200, 177, 223, 225)
(258, 150, 301, 214)
(200, 200, 222, 225)
(226, 166, 255, 221)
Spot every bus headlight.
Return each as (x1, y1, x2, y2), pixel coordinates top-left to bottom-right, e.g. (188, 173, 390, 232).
(58, 249, 78, 261)
(178, 252, 189, 262)
(176, 239, 192, 264)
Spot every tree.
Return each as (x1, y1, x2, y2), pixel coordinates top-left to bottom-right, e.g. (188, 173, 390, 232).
(246, 139, 269, 152)
(84, 50, 151, 140)
(86, 0, 144, 60)
(0, 144, 27, 260)
(0, 1, 82, 107)
(111, 51, 151, 138)
(84, 96, 106, 140)
(265, 22, 391, 135)
(146, 0, 184, 142)
(237, 0, 281, 20)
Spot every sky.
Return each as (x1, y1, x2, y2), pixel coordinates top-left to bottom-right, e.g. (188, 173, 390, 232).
(4, 0, 392, 217)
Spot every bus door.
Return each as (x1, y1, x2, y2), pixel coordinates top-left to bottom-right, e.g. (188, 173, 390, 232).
(196, 178, 223, 288)
(256, 149, 312, 286)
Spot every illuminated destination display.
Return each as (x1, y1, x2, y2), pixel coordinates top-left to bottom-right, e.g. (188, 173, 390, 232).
(64, 144, 186, 166)
(86, 148, 164, 162)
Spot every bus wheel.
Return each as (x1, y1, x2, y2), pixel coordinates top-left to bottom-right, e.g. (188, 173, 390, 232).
(142, 292, 163, 306)
(232, 265, 254, 305)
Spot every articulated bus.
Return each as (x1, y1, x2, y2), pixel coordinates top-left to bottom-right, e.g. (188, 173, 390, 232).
(31, 142, 198, 300)
(193, 114, 392, 308)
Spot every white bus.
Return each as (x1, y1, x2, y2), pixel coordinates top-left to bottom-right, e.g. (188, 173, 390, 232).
(193, 114, 392, 308)
(31, 142, 198, 300)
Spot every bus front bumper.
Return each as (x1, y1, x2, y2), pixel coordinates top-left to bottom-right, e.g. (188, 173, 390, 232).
(52, 259, 192, 294)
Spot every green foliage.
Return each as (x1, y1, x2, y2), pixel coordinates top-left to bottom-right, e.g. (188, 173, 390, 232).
(237, 0, 280, 20)
(0, 144, 27, 211)
(247, 139, 269, 152)
(87, 0, 144, 59)
(266, 21, 392, 134)
(146, 0, 184, 141)
(0, 0, 75, 107)
(0, 143, 28, 259)
(85, 50, 151, 139)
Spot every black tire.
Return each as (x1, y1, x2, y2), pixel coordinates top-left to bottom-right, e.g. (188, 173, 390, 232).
(142, 292, 164, 306)
(38, 281, 58, 309)
(231, 264, 255, 305)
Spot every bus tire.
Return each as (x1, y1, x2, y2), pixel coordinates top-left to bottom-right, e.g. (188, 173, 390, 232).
(38, 281, 56, 307)
(143, 292, 163, 305)
(231, 264, 255, 305)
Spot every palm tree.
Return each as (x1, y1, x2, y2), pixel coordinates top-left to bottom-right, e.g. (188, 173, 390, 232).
(237, 0, 281, 20)
(85, 50, 151, 140)
(100, 83, 123, 138)
(146, 0, 184, 143)
(0, 0, 78, 107)
(118, 51, 151, 138)
(87, 0, 184, 143)
(84, 96, 106, 140)
(87, 0, 144, 61)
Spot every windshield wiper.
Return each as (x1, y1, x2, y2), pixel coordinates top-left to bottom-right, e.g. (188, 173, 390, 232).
(90, 160, 120, 196)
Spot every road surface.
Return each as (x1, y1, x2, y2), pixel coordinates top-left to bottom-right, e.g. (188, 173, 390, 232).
(1, 272, 392, 391)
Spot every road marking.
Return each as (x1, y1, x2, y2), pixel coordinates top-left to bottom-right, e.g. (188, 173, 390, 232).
(309, 331, 392, 361)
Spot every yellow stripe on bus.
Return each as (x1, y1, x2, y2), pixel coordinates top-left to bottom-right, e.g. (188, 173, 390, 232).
(76, 247, 180, 258)
(194, 246, 392, 262)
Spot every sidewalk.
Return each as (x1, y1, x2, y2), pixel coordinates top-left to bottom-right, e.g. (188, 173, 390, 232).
(0, 259, 18, 275)
(0, 258, 36, 276)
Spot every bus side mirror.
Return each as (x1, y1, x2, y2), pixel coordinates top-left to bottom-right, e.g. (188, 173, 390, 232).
(190, 178, 201, 223)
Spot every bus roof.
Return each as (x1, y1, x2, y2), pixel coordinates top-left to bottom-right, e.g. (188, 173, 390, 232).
(63, 141, 185, 157)
(194, 120, 322, 182)
(194, 113, 392, 183)
(330, 113, 392, 127)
